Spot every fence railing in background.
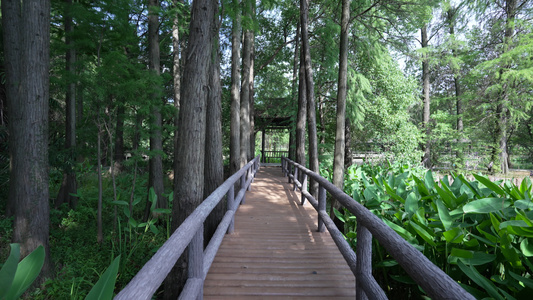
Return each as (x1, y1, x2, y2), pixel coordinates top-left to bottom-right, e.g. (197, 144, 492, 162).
(281, 157, 475, 300)
(115, 156, 260, 300)
(261, 150, 288, 163)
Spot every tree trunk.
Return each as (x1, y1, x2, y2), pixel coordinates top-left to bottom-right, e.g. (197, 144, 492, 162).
(289, 19, 300, 162)
(172, 0, 182, 191)
(300, 0, 319, 197)
(56, 0, 78, 210)
(296, 47, 307, 168)
(331, 0, 350, 220)
(240, 0, 253, 166)
(114, 103, 125, 171)
(230, 0, 241, 175)
(146, 0, 166, 221)
(344, 117, 352, 169)
(165, 0, 216, 297)
(3, 0, 52, 280)
(97, 119, 103, 244)
(204, 15, 224, 244)
(497, 0, 517, 174)
(249, 22, 256, 159)
(421, 25, 431, 168)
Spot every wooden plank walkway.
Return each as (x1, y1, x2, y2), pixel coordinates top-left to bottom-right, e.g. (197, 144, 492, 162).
(204, 166, 356, 299)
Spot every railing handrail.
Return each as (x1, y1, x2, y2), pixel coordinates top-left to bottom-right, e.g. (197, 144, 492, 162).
(281, 157, 475, 300)
(115, 155, 260, 300)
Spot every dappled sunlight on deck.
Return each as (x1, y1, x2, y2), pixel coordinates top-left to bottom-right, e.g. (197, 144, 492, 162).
(204, 166, 356, 299)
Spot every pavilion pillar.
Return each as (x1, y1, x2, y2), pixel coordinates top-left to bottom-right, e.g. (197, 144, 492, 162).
(261, 129, 266, 163)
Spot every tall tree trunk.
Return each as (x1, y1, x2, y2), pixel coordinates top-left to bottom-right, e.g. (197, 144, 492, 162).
(165, 0, 216, 297)
(296, 47, 307, 168)
(146, 0, 166, 221)
(114, 103, 125, 171)
(230, 0, 241, 175)
(172, 0, 182, 190)
(300, 0, 318, 197)
(421, 25, 431, 168)
(249, 22, 256, 159)
(56, 0, 78, 210)
(288, 19, 300, 162)
(318, 95, 326, 154)
(204, 14, 224, 244)
(240, 0, 253, 166)
(97, 118, 103, 244)
(331, 0, 350, 220)
(497, 0, 516, 174)
(344, 117, 352, 169)
(3, 0, 52, 279)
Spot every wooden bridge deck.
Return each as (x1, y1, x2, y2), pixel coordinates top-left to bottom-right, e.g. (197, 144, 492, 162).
(204, 166, 356, 299)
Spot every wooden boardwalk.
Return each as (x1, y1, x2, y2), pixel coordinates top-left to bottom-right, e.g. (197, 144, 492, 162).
(204, 166, 356, 299)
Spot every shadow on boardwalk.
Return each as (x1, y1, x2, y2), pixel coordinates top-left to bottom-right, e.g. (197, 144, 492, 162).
(204, 166, 356, 299)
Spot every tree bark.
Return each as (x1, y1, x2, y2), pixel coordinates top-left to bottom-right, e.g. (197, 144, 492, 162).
(331, 0, 350, 219)
(421, 25, 431, 168)
(172, 0, 182, 190)
(204, 15, 224, 244)
(300, 0, 319, 197)
(240, 0, 254, 166)
(3, 0, 52, 280)
(165, 0, 216, 297)
(146, 0, 166, 221)
(289, 19, 300, 162)
(296, 47, 307, 169)
(230, 0, 242, 175)
(56, 0, 78, 210)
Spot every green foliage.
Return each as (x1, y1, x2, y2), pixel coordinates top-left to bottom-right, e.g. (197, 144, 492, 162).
(0, 244, 45, 300)
(84, 256, 120, 300)
(339, 163, 533, 299)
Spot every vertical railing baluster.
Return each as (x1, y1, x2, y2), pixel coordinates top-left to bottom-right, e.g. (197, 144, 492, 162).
(240, 173, 246, 205)
(247, 167, 252, 191)
(301, 173, 308, 205)
(288, 163, 292, 183)
(227, 185, 235, 234)
(293, 166, 299, 191)
(318, 185, 326, 232)
(189, 225, 204, 300)
(356, 224, 372, 300)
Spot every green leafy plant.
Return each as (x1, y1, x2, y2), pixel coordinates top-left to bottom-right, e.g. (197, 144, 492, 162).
(0, 244, 45, 300)
(84, 256, 120, 300)
(339, 163, 533, 299)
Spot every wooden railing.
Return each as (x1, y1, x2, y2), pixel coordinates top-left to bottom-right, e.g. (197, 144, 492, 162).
(115, 156, 260, 300)
(281, 157, 475, 300)
(261, 150, 288, 163)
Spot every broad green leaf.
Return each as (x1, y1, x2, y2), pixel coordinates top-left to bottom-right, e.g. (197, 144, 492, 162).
(85, 256, 120, 300)
(149, 187, 157, 211)
(149, 224, 159, 235)
(457, 261, 504, 300)
(463, 198, 510, 214)
(435, 185, 456, 209)
(123, 206, 130, 218)
(151, 208, 171, 214)
(384, 182, 405, 204)
(424, 171, 435, 191)
(500, 220, 529, 229)
(473, 174, 505, 196)
(0, 244, 21, 299)
(390, 275, 416, 284)
(404, 192, 418, 218)
(515, 200, 533, 210)
(443, 227, 464, 243)
(383, 219, 415, 241)
(520, 238, 533, 257)
(333, 208, 345, 223)
(509, 271, 533, 289)
(449, 249, 496, 266)
(450, 247, 473, 259)
(457, 175, 481, 198)
(111, 200, 129, 206)
(5, 245, 45, 300)
(128, 217, 138, 228)
(410, 222, 436, 247)
(375, 259, 398, 267)
(435, 199, 453, 231)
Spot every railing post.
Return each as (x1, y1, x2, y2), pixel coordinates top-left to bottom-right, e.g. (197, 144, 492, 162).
(301, 173, 308, 205)
(240, 173, 246, 205)
(287, 162, 292, 183)
(356, 225, 372, 300)
(318, 185, 326, 232)
(227, 185, 235, 234)
(189, 225, 204, 300)
(293, 166, 299, 191)
(247, 167, 252, 191)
